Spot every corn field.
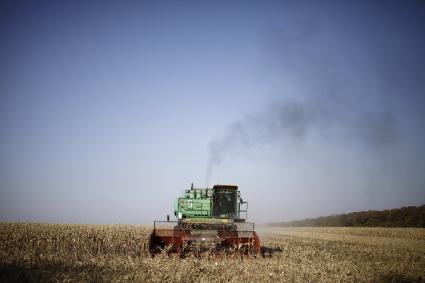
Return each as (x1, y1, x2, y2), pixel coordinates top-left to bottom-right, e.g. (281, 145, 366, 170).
(1, 223, 424, 282)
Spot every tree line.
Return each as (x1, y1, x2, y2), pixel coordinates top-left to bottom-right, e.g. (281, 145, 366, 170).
(270, 205, 425, 227)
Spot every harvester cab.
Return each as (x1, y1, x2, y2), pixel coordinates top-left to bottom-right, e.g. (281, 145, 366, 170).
(148, 184, 261, 257)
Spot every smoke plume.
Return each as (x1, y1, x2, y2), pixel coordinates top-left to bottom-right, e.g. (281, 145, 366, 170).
(205, 18, 402, 184)
(206, 97, 398, 185)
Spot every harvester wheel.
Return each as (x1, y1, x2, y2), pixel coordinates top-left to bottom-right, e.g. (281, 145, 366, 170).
(148, 230, 162, 256)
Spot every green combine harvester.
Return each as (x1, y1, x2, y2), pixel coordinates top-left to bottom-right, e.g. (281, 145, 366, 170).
(148, 184, 261, 257)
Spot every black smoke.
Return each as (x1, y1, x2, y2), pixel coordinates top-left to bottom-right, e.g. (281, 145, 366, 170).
(205, 6, 409, 184)
(206, 98, 398, 185)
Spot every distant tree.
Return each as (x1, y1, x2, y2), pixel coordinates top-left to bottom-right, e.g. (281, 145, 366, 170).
(271, 205, 425, 228)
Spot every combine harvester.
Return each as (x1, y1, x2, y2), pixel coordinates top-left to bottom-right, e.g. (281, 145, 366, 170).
(148, 184, 261, 257)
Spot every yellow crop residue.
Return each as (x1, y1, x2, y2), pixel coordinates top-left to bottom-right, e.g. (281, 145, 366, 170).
(1, 223, 424, 282)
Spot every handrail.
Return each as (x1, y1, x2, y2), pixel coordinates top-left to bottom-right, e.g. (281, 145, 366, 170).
(153, 220, 256, 232)
(238, 201, 248, 220)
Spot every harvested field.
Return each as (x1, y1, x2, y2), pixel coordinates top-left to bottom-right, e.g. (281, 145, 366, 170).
(1, 223, 424, 282)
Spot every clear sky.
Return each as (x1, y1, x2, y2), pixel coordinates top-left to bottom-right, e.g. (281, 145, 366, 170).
(1, 0, 424, 224)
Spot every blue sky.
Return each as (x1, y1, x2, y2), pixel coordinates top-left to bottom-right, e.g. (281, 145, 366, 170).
(1, 1, 424, 224)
